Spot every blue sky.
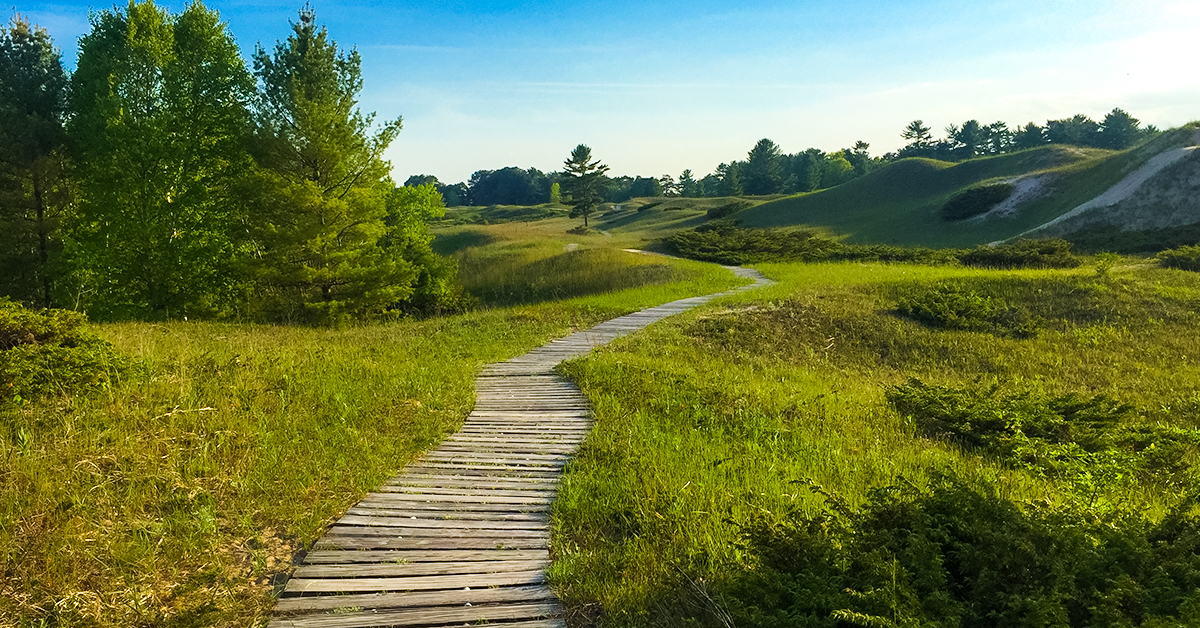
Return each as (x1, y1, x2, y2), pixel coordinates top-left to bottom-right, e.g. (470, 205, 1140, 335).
(11, 0, 1200, 183)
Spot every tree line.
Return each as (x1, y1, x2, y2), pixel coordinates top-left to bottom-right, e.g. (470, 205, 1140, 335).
(0, 4, 456, 323)
(896, 108, 1153, 160)
(416, 107, 1155, 208)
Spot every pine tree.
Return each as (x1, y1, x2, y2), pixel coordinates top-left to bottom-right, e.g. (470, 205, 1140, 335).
(0, 16, 69, 308)
(561, 144, 609, 227)
(245, 7, 411, 323)
(742, 138, 783, 195)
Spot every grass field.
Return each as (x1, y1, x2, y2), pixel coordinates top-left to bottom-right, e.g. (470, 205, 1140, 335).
(550, 258, 1200, 626)
(0, 251, 743, 627)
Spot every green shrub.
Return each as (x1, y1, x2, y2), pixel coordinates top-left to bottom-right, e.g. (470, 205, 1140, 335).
(1157, 245, 1200, 272)
(960, 238, 1081, 269)
(727, 478, 1200, 628)
(886, 380, 1200, 488)
(706, 200, 751, 220)
(665, 225, 957, 266)
(0, 298, 128, 402)
(940, 182, 1014, 220)
(896, 284, 1039, 337)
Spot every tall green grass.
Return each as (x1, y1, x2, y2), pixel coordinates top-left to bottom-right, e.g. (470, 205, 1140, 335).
(0, 252, 742, 627)
(550, 260, 1200, 626)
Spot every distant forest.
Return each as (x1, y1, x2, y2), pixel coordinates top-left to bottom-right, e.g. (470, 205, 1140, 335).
(0, 6, 458, 323)
(415, 108, 1156, 207)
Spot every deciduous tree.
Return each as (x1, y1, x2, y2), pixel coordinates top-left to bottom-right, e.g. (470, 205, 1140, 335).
(68, 0, 253, 319)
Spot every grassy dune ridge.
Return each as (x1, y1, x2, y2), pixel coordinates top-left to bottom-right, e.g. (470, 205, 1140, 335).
(551, 260, 1200, 626)
(736, 125, 1200, 247)
(0, 249, 742, 627)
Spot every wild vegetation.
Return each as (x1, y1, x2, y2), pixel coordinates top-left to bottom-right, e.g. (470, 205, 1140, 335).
(0, 249, 741, 627)
(551, 260, 1200, 627)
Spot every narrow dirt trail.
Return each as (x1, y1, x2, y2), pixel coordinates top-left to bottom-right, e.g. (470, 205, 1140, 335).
(267, 265, 772, 628)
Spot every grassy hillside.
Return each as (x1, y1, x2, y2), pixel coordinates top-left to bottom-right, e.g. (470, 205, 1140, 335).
(735, 126, 1200, 248)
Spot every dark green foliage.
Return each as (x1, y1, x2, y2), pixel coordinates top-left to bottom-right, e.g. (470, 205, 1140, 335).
(896, 284, 1038, 337)
(0, 298, 126, 402)
(664, 225, 956, 265)
(1066, 221, 1200, 254)
(705, 201, 751, 220)
(664, 225, 842, 265)
(940, 182, 1014, 221)
(0, 17, 69, 309)
(888, 381, 1200, 488)
(1158, 245, 1200, 272)
(465, 166, 550, 206)
(960, 238, 1081, 269)
(742, 138, 784, 195)
(725, 479, 1200, 628)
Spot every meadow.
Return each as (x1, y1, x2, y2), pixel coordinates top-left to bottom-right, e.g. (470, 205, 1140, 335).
(4, 213, 1200, 627)
(550, 258, 1200, 626)
(0, 244, 741, 627)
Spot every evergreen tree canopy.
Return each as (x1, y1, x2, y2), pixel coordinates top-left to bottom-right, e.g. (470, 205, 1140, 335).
(742, 138, 783, 195)
(1099, 108, 1141, 150)
(245, 7, 411, 323)
(561, 144, 608, 227)
(0, 16, 69, 308)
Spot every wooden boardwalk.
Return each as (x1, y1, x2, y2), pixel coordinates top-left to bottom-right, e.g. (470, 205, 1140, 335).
(268, 265, 771, 628)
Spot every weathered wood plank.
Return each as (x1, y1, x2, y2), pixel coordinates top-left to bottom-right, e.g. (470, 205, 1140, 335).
(314, 535, 547, 550)
(273, 584, 556, 613)
(292, 559, 549, 579)
(325, 525, 548, 539)
(352, 498, 550, 513)
(284, 569, 548, 594)
(267, 602, 560, 628)
(302, 549, 547, 564)
(345, 508, 548, 522)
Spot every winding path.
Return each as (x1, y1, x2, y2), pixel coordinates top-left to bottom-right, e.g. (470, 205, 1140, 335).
(268, 264, 772, 628)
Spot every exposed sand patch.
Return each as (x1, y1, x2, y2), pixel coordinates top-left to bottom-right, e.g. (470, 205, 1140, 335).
(969, 175, 1050, 222)
(1026, 145, 1200, 235)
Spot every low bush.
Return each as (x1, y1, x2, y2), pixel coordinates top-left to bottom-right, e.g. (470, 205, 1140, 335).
(665, 225, 957, 266)
(940, 182, 1014, 220)
(1158, 244, 1200, 272)
(887, 380, 1200, 488)
(706, 201, 752, 220)
(896, 284, 1038, 337)
(0, 298, 128, 403)
(727, 478, 1200, 628)
(960, 238, 1081, 269)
